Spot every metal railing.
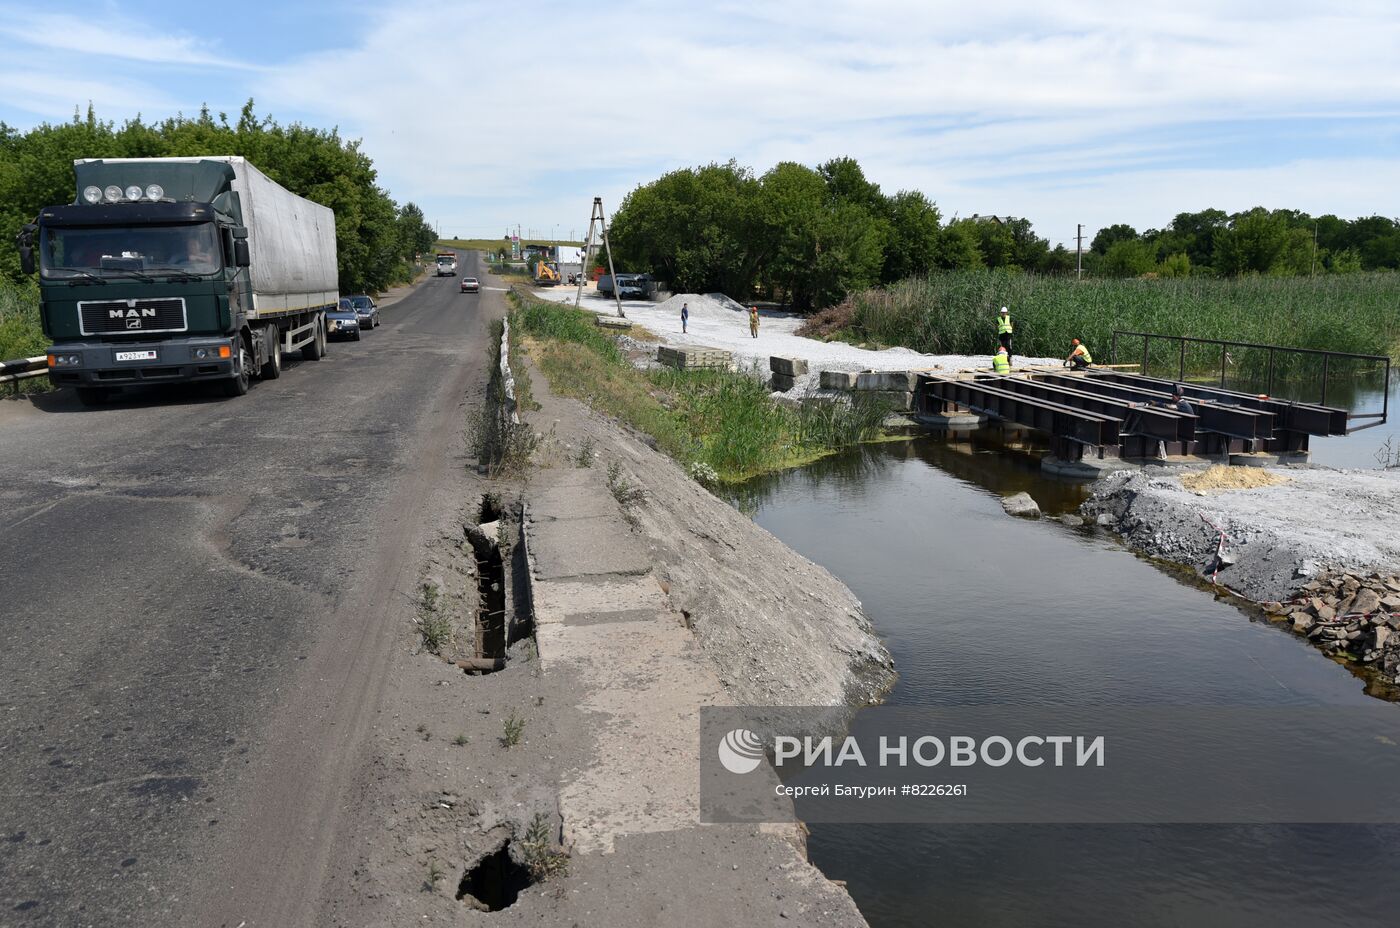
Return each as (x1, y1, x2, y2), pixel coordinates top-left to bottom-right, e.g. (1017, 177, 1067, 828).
(0, 355, 47, 386)
(1110, 331, 1390, 433)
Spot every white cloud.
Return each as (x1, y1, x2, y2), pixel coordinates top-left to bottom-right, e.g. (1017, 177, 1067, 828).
(251, 0, 1400, 239)
(0, 10, 260, 70)
(5, 0, 1397, 245)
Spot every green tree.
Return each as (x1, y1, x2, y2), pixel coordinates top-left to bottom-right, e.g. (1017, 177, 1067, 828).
(932, 220, 985, 270)
(1101, 239, 1157, 277)
(1215, 207, 1288, 275)
(1091, 223, 1137, 255)
(880, 190, 941, 282)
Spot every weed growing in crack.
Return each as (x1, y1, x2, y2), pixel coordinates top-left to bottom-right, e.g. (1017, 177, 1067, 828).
(417, 581, 453, 655)
(453, 734, 469, 746)
(521, 813, 570, 882)
(605, 459, 646, 528)
(425, 860, 444, 892)
(575, 436, 595, 468)
(416, 723, 432, 741)
(501, 710, 525, 748)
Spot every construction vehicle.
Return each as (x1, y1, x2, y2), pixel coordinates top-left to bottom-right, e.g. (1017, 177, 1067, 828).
(532, 259, 561, 286)
(16, 156, 336, 404)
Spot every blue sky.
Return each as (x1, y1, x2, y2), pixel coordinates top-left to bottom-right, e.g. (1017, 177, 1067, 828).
(3, 0, 1399, 247)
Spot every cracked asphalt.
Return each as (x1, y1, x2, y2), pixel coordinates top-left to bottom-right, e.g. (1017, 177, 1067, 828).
(0, 251, 502, 926)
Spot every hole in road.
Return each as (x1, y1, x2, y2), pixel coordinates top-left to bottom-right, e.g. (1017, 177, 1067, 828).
(456, 839, 533, 911)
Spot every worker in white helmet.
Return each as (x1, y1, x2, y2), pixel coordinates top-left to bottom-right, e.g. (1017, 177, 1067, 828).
(997, 306, 1013, 362)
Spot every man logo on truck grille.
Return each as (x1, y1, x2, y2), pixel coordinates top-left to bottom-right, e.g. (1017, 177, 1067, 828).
(109, 307, 157, 320)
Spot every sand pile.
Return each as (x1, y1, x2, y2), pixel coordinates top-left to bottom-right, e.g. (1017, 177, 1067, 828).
(1180, 465, 1289, 492)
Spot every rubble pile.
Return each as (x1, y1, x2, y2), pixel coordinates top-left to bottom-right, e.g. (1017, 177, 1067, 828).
(1264, 574, 1400, 682)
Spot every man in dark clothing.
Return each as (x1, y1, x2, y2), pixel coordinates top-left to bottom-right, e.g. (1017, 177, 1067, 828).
(681, 302, 689, 334)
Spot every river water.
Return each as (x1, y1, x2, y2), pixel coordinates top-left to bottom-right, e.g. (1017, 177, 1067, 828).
(730, 422, 1400, 928)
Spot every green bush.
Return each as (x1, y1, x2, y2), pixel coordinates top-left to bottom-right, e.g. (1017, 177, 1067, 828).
(0, 279, 47, 390)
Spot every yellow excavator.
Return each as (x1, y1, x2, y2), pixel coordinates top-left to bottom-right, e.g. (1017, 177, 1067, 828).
(532, 259, 561, 286)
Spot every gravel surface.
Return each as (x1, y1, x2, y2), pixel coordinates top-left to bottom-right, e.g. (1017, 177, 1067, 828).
(1082, 466, 1400, 602)
(532, 287, 1059, 387)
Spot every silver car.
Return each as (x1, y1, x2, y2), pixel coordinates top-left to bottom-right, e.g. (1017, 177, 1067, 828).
(347, 295, 380, 329)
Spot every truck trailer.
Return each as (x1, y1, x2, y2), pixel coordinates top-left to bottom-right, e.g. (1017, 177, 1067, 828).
(15, 156, 338, 404)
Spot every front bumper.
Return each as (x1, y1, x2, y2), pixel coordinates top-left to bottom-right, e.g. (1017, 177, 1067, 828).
(46, 337, 237, 387)
(327, 318, 360, 336)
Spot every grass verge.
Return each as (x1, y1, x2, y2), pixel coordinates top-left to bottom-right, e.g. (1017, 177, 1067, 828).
(511, 289, 889, 483)
(0, 279, 51, 395)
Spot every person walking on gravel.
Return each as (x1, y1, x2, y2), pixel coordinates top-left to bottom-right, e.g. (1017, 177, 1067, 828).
(749, 306, 760, 339)
(681, 302, 689, 334)
(997, 306, 1014, 362)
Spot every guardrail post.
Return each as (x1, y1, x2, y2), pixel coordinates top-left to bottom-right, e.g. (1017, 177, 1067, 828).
(1178, 338, 1186, 381)
(1220, 344, 1227, 387)
(1266, 349, 1275, 397)
(1141, 337, 1150, 376)
(1320, 354, 1329, 407)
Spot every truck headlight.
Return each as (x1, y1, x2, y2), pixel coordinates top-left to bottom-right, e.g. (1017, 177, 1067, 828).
(83, 186, 103, 204)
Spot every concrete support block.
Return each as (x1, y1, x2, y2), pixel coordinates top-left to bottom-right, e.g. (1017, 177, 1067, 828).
(769, 356, 809, 376)
(820, 370, 859, 390)
(770, 372, 798, 392)
(866, 390, 913, 411)
(856, 371, 915, 392)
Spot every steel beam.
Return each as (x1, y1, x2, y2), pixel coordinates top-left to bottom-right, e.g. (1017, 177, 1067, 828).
(1090, 371, 1346, 436)
(1034, 373, 1273, 441)
(983, 375, 1194, 442)
(920, 376, 1119, 448)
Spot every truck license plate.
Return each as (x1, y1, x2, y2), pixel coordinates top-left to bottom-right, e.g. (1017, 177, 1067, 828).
(115, 350, 157, 362)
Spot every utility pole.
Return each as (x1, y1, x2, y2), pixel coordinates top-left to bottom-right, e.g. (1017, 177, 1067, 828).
(1076, 224, 1084, 280)
(1311, 222, 1318, 277)
(575, 197, 624, 318)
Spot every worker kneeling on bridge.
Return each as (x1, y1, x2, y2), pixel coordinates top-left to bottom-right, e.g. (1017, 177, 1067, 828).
(1066, 339, 1093, 370)
(992, 345, 1012, 374)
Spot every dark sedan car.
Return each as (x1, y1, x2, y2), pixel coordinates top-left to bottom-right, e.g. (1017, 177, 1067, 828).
(327, 298, 361, 341)
(347, 295, 380, 329)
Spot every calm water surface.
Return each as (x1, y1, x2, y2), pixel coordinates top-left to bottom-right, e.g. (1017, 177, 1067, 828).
(733, 429, 1400, 928)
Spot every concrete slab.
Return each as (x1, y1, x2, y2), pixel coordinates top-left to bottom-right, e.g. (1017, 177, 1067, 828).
(531, 574, 668, 625)
(820, 370, 858, 390)
(527, 514, 653, 580)
(529, 480, 619, 521)
(548, 618, 727, 854)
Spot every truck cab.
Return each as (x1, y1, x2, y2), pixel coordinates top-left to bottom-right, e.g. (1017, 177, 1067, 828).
(16, 158, 334, 404)
(435, 253, 457, 276)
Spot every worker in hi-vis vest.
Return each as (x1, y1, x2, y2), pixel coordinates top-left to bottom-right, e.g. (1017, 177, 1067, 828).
(997, 306, 1013, 361)
(993, 345, 1011, 374)
(1066, 338, 1093, 370)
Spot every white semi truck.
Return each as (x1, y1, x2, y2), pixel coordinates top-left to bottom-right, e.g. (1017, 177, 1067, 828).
(17, 156, 338, 403)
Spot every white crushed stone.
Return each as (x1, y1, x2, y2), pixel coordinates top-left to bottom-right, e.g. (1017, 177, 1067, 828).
(531, 287, 1059, 376)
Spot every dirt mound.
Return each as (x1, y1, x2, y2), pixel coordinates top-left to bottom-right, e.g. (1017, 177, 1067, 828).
(1180, 465, 1288, 492)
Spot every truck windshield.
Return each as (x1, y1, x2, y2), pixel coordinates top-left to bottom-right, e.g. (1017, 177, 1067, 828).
(41, 223, 222, 278)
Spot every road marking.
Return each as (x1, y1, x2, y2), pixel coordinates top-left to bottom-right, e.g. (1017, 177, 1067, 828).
(484, 286, 509, 291)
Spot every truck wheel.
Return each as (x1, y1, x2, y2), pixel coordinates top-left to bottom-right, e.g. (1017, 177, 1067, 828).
(75, 387, 109, 407)
(222, 342, 251, 397)
(302, 317, 325, 361)
(260, 335, 283, 380)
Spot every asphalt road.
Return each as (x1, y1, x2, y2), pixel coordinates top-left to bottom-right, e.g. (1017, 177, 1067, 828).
(0, 251, 503, 926)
